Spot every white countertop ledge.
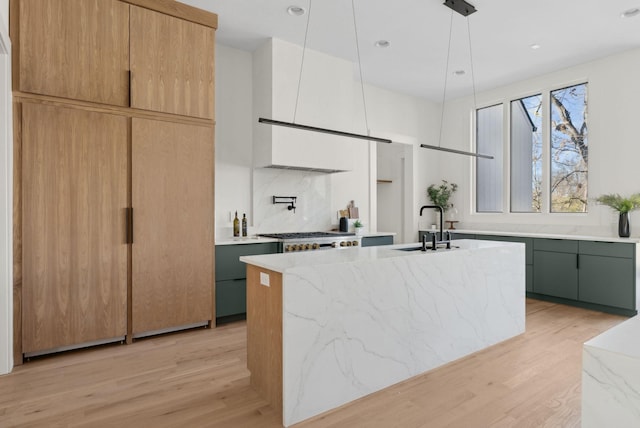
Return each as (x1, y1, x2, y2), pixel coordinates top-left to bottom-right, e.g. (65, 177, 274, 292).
(240, 239, 517, 273)
(448, 229, 640, 244)
(215, 236, 280, 246)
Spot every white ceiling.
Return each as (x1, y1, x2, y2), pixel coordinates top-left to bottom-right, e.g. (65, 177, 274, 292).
(180, 0, 640, 101)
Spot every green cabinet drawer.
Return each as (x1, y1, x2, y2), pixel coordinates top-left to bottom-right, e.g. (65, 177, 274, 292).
(450, 233, 476, 240)
(215, 279, 246, 317)
(533, 250, 578, 299)
(362, 235, 394, 247)
(215, 243, 280, 281)
(533, 238, 578, 253)
(482, 235, 533, 265)
(579, 241, 635, 259)
(578, 255, 635, 310)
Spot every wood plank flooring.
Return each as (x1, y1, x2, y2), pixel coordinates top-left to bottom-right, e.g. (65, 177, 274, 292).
(0, 299, 625, 427)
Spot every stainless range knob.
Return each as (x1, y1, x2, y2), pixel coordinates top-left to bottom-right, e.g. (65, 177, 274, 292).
(285, 245, 293, 252)
(312, 243, 319, 250)
(331, 242, 338, 248)
(352, 241, 358, 246)
(340, 241, 347, 247)
(304, 244, 310, 250)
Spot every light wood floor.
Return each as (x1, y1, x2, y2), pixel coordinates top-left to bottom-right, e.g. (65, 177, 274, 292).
(0, 299, 625, 427)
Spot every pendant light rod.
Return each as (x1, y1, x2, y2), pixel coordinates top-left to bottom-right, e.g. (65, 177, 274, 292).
(420, 144, 493, 159)
(258, 118, 392, 144)
(426, 0, 492, 160)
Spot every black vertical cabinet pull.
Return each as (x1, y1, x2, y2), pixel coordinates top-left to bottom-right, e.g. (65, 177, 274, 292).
(126, 208, 134, 244)
(576, 253, 579, 269)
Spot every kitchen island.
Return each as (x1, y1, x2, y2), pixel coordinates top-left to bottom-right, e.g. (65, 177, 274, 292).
(241, 240, 525, 426)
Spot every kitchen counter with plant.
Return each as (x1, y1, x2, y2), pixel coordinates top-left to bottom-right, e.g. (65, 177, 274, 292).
(241, 240, 525, 426)
(449, 229, 640, 243)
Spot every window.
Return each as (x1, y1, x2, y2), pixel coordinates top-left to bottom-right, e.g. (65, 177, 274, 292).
(476, 104, 503, 212)
(550, 83, 588, 212)
(475, 82, 588, 214)
(510, 94, 542, 212)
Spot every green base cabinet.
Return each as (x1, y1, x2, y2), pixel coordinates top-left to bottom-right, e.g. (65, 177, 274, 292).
(533, 250, 578, 299)
(215, 242, 280, 319)
(578, 241, 635, 310)
(216, 279, 247, 318)
(361, 235, 394, 247)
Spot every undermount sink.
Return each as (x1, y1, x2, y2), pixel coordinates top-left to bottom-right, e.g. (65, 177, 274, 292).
(396, 246, 427, 252)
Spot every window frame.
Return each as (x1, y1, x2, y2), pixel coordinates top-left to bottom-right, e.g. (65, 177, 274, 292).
(473, 81, 589, 216)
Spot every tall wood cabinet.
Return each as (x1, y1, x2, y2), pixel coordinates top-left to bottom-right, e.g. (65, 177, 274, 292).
(11, 0, 217, 360)
(131, 119, 214, 335)
(21, 104, 129, 353)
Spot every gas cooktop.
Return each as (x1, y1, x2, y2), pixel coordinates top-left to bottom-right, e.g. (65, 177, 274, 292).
(258, 232, 355, 240)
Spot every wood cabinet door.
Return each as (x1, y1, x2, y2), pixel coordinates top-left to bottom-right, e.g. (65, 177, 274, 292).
(18, 0, 130, 106)
(130, 6, 215, 119)
(132, 118, 214, 335)
(21, 103, 128, 354)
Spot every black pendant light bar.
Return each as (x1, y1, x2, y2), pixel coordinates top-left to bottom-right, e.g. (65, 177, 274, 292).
(420, 143, 493, 159)
(258, 118, 392, 144)
(443, 0, 477, 17)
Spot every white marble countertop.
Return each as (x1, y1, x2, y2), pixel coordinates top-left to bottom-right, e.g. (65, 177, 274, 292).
(244, 237, 525, 426)
(584, 315, 640, 357)
(215, 236, 280, 246)
(241, 239, 518, 273)
(442, 229, 640, 244)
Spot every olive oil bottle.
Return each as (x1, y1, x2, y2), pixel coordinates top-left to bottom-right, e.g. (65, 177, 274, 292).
(233, 211, 240, 237)
(242, 213, 248, 237)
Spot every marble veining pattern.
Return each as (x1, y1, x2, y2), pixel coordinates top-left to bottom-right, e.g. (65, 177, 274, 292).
(278, 242, 525, 426)
(582, 316, 640, 427)
(253, 168, 333, 233)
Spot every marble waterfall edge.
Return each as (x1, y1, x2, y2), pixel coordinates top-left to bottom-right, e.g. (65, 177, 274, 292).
(280, 242, 526, 426)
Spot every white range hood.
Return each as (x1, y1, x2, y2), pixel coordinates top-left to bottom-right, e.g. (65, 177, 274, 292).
(253, 38, 362, 174)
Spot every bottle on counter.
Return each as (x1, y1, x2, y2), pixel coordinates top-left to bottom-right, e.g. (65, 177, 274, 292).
(242, 213, 248, 237)
(233, 211, 240, 237)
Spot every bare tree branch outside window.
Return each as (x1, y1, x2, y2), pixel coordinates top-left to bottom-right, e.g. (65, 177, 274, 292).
(550, 83, 588, 212)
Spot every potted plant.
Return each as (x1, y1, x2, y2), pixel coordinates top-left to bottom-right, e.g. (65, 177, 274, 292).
(595, 193, 640, 237)
(427, 180, 458, 212)
(354, 219, 364, 236)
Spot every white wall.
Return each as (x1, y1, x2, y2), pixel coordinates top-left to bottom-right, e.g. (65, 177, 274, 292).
(215, 41, 440, 240)
(0, 5, 13, 375)
(442, 48, 640, 236)
(0, 0, 7, 34)
(215, 45, 254, 238)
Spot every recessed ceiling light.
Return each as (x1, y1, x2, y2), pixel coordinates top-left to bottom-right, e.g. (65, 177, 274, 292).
(530, 44, 541, 50)
(621, 7, 640, 18)
(374, 40, 390, 48)
(453, 70, 466, 76)
(287, 6, 306, 16)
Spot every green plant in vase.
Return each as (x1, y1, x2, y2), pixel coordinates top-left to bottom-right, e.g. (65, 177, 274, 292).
(595, 193, 640, 237)
(427, 180, 458, 212)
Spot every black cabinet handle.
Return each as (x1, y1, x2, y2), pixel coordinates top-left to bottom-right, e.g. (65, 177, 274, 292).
(576, 253, 579, 269)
